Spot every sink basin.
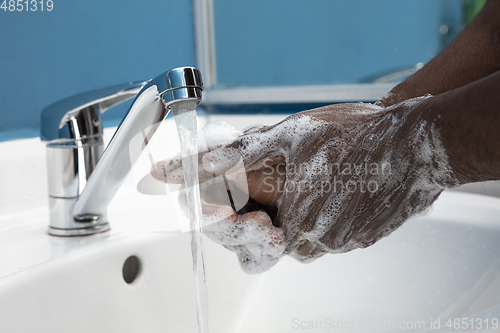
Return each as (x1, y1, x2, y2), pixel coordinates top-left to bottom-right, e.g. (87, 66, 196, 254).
(1, 115, 500, 332)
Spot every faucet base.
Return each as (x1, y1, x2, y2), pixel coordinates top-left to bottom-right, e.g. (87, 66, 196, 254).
(48, 223, 110, 237)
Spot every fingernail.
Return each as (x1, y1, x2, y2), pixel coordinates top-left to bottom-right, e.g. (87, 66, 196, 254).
(202, 152, 216, 174)
(151, 162, 165, 181)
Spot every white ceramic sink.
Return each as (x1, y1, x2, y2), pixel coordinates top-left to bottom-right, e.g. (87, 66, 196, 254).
(1, 115, 500, 333)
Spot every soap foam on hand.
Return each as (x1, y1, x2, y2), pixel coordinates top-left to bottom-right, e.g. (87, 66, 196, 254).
(153, 119, 286, 274)
(198, 119, 242, 151)
(200, 199, 286, 274)
(155, 98, 462, 272)
(197, 99, 461, 264)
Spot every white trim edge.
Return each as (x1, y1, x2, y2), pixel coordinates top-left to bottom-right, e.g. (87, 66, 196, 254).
(203, 84, 395, 105)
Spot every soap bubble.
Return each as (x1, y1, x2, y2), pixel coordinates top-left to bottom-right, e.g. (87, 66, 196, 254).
(415, 204, 434, 218)
(362, 134, 378, 151)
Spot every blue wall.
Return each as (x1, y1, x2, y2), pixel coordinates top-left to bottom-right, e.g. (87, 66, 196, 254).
(0, 0, 463, 140)
(0, 0, 195, 140)
(214, 0, 462, 87)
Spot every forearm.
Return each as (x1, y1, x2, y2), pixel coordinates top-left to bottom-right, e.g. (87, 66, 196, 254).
(415, 70, 500, 183)
(379, 0, 500, 107)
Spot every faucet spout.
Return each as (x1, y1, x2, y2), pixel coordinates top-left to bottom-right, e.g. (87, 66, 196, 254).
(41, 67, 203, 236)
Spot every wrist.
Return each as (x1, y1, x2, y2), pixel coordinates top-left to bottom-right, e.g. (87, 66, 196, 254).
(390, 96, 462, 188)
(412, 95, 491, 185)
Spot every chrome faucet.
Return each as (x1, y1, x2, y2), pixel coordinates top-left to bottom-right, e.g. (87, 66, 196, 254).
(40, 67, 203, 236)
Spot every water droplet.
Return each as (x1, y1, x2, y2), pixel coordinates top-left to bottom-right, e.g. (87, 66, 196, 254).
(416, 204, 434, 217)
(362, 134, 378, 151)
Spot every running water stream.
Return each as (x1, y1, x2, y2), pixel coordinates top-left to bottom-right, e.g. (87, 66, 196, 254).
(171, 100, 209, 333)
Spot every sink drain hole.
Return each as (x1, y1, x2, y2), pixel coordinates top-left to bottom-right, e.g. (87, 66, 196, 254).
(123, 255, 141, 284)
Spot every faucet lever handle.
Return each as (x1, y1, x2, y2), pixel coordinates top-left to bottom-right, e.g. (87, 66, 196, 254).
(40, 81, 149, 142)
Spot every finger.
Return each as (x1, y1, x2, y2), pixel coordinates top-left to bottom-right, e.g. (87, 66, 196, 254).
(151, 157, 215, 184)
(290, 240, 329, 263)
(151, 158, 183, 183)
(200, 200, 286, 273)
(151, 157, 181, 180)
(200, 197, 241, 245)
(202, 126, 286, 176)
(230, 211, 286, 274)
(245, 166, 285, 207)
(202, 204, 282, 247)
